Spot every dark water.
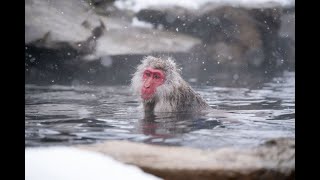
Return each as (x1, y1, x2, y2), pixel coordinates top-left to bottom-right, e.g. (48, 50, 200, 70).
(25, 71, 295, 150)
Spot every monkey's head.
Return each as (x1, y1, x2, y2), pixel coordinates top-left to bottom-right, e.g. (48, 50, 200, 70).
(140, 67, 165, 99)
(131, 56, 181, 102)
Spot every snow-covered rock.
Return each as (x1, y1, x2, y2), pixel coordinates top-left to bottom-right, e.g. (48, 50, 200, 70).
(25, 146, 162, 180)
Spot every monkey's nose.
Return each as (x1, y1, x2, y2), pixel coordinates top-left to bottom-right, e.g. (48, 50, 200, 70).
(144, 84, 150, 88)
(144, 79, 152, 88)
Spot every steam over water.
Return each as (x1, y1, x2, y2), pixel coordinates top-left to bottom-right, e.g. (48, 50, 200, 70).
(25, 71, 294, 150)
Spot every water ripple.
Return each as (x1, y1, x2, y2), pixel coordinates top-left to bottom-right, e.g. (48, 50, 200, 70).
(25, 71, 295, 149)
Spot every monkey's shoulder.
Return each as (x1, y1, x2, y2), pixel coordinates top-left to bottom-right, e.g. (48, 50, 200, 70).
(176, 85, 210, 111)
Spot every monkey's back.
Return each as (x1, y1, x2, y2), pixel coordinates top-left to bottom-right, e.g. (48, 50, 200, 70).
(154, 82, 211, 113)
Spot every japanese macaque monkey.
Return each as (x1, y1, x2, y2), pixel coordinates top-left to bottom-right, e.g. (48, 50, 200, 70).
(131, 56, 211, 114)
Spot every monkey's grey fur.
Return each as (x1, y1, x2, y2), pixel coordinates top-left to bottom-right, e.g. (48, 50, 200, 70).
(131, 56, 211, 113)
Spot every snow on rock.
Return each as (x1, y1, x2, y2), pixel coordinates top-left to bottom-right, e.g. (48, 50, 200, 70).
(25, 146, 162, 180)
(115, 0, 295, 12)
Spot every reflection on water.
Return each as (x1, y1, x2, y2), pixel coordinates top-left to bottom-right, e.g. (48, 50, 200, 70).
(25, 71, 295, 150)
(138, 112, 222, 145)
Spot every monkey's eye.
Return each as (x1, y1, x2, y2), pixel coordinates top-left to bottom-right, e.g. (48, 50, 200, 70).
(154, 74, 160, 79)
(145, 72, 151, 77)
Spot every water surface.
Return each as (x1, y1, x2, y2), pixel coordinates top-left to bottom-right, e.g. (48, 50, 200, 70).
(25, 71, 295, 150)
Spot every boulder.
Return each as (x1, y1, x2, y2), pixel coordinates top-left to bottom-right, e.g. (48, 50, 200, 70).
(78, 138, 294, 180)
(25, 0, 201, 57)
(135, 3, 295, 72)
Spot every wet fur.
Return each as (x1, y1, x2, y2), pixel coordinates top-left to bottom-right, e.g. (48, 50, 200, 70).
(131, 56, 211, 113)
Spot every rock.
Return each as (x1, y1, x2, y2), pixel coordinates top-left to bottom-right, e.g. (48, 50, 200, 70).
(136, 4, 293, 71)
(25, 0, 201, 58)
(26, 146, 162, 180)
(94, 27, 201, 56)
(25, 0, 100, 44)
(77, 138, 294, 180)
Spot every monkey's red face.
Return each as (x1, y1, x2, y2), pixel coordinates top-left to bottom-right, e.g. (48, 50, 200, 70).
(141, 68, 165, 100)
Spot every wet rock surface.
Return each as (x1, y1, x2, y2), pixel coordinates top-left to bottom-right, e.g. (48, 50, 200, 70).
(78, 137, 294, 180)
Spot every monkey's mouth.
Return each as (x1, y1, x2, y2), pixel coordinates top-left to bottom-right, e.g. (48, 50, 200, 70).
(141, 94, 153, 100)
(141, 89, 155, 100)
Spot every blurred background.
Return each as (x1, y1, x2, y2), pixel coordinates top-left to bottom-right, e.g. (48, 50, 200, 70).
(25, 0, 295, 88)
